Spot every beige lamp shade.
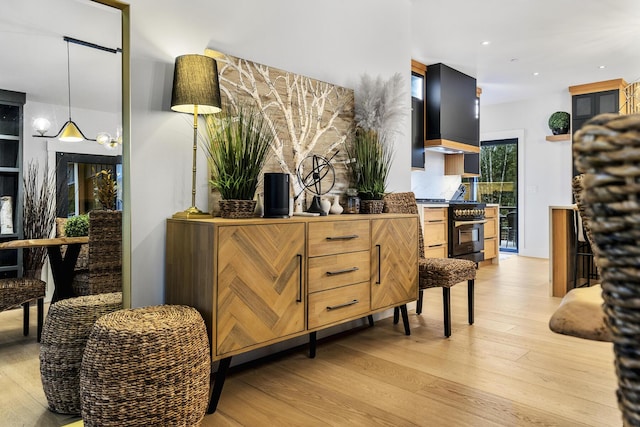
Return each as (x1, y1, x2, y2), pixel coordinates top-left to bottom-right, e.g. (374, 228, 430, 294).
(171, 54, 222, 114)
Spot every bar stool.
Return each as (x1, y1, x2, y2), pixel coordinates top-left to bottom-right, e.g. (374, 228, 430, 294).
(571, 175, 598, 288)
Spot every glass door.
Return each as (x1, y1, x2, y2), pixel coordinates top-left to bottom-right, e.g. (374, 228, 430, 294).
(476, 138, 518, 253)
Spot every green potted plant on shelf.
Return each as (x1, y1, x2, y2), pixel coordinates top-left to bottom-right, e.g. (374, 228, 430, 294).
(346, 128, 393, 214)
(548, 111, 570, 135)
(203, 103, 274, 218)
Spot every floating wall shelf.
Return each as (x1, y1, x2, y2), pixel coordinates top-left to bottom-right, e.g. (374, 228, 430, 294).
(546, 134, 571, 142)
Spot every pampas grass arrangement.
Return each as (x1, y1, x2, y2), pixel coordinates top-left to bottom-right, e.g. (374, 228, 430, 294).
(348, 72, 404, 201)
(354, 72, 406, 137)
(22, 161, 56, 278)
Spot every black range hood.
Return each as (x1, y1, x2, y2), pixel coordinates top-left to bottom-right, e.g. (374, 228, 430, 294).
(425, 63, 480, 154)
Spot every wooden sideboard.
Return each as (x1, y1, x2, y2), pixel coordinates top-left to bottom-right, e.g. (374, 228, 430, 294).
(165, 213, 419, 412)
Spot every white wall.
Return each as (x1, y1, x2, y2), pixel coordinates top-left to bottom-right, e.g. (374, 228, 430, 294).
(480, 89, 573, 258)
(128, 0, 413, 306)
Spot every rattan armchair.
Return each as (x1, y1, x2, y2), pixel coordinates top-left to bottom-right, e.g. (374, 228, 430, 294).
(573, 112, 640, 425)
(0, 277, 46, 341)
(72, 210, 122, 296)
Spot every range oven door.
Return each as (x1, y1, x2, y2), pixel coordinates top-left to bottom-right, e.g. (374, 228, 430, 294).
(450, 220, 486, 262)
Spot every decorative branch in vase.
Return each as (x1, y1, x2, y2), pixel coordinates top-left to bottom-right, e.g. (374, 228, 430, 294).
(22, 161, 56, 279)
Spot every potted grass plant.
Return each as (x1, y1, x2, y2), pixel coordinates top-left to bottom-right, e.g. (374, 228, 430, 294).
(203, 103, 274, 218)
(347, 128, 393, 214)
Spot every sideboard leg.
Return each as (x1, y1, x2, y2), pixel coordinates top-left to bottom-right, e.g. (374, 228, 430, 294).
(400, 304, 410, 336)
(393, 307, 399, 324)
(367, 315, 374, 327)
(207, 357, 231, 414)
(309, 332, 317, 358)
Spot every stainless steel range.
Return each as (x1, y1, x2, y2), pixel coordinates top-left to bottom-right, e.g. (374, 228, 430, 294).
(448, 202, 486, 263)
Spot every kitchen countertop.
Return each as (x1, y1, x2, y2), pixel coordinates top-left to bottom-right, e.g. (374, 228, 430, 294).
(417, 202, 449, 207)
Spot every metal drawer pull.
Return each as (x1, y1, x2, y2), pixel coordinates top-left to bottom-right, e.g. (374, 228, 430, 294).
(326, 267, 359, 276)
(326, 299, 359, 310)
(326, 235, 359, 241)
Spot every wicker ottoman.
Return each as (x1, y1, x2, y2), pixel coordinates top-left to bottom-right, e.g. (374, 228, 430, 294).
(80, 305, 211, 427)
(40, 292, 123, 414)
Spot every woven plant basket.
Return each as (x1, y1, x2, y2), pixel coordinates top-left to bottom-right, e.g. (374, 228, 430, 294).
(219, 199, 257, 219)
(573, 112, 640, 426)
(360, 199, 384, 214)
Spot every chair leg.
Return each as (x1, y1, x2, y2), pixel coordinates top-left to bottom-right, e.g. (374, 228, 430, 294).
(37, 298, 44, 343)
(416, 289, 424, 315)
(22, 302, 29, 336)
(393, 307, 399, 324)
(468, 279, 474, 325)
(443, 287, 451, 338)
(400, 304, 410, 336)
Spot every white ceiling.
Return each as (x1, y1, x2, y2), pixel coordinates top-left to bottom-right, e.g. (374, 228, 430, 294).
(2, 0, 639, 113)
(411, 0, 640, 105)
(0, 0, 121, 113)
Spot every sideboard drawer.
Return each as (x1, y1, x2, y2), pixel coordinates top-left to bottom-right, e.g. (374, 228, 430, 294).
(308, 281, 370, 329)
(308, 220, 370, 257)
(308, 250, 370, 293)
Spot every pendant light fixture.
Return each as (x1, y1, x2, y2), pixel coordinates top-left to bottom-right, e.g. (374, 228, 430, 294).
(33, 36, 120, 142)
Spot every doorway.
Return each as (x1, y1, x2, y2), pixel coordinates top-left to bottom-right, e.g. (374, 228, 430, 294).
(477, 138, 518, 253)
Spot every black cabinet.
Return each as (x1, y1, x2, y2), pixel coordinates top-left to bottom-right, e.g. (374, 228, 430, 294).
(571, 88, 621, 176)
(425, 63, 479, 151)
(464, 153, 480, 176)
(572, 90, 619, 133)
(0, 89, 25, 278)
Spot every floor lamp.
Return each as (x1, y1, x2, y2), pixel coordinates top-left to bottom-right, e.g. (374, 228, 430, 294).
(170, 54, 222, 218)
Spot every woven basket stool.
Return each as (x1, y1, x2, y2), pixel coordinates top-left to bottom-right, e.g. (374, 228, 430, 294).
(574, 113, 640, 426)
(40, 292, 122, 414)
(80, 305, 211, 427)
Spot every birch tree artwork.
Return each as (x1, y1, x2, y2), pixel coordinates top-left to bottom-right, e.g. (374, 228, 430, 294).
(208, 51, 354, 211)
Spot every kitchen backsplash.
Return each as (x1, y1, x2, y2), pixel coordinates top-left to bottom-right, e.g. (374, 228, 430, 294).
(411, 151, 462, 199)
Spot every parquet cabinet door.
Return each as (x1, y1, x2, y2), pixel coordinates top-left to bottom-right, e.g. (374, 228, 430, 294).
(216, 223, 305, 355)
(370, 217, 418, 310)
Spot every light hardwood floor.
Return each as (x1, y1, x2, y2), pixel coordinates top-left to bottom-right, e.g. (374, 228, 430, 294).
(0, 256, 619, 426)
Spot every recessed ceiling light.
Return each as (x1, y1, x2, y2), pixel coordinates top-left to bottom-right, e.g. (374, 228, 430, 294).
(533, 72, 540, 76)
(481, 41, 491, 46)
(599, 65, 606, 69)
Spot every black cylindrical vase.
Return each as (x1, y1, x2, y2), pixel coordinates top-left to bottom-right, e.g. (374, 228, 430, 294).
(263, 173, 290, 218)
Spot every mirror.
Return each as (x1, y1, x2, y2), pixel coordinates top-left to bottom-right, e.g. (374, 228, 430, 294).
(0, 0, 130, 306)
